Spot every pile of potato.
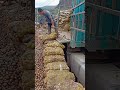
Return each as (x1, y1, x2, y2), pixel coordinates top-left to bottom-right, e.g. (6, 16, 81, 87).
(55, 9, 72, 31)
(42, 37, 84, 90)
